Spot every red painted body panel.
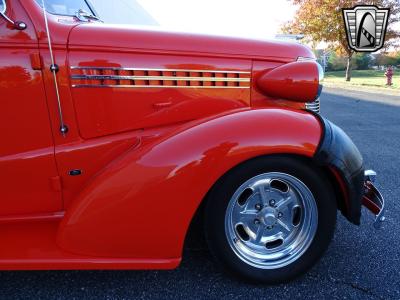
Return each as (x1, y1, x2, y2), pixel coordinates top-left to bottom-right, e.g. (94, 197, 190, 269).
(0, 1, 61, 215)
(55, 132, 140, 209)
(0, 0, 333, 269)
(68, 52, 251, 139)
(57, 109, 321, 258)
(0, 219, 179, 270)
(68, 23, 314, 61)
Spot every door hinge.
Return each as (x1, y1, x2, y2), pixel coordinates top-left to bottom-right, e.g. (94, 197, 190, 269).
(30, 53, 42, 70)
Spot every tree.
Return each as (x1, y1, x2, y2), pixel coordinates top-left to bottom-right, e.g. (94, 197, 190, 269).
(354, 53, 373, 69)
(327, 52, 347, 71)
(282, 0, 400, 81)
(374, 51, 400, 67)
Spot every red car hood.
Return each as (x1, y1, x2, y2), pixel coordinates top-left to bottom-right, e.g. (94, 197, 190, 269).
(68, 24, 314, 62)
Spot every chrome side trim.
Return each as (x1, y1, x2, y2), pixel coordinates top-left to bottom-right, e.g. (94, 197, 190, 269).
(70, 66, 251, 89)
(305, 98, 320, 114)
(70, 66, 251, 74)
(297, 56, 316, 61)
(71, 75, 250, 82)
(72, 84, 249, 89)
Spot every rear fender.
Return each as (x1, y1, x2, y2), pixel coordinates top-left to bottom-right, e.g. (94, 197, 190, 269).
(57, 109, 322, 259)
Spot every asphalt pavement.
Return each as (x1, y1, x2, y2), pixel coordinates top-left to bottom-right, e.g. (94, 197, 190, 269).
(0, 89, 399, 299)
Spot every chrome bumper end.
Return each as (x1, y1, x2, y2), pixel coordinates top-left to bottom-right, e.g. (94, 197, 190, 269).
(362, 170, 385, 229)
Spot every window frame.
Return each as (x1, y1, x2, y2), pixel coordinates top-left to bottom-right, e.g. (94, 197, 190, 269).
(0, 0, 6, 14)
(34, 0, 98, 18)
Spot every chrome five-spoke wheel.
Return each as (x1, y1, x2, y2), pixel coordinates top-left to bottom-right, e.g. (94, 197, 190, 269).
(205, 156, 336, 283)
(225, 172, 318, 269)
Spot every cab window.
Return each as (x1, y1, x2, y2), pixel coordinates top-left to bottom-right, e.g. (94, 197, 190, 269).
(0, 0, 5, 13)
(35, 0, 95, 16)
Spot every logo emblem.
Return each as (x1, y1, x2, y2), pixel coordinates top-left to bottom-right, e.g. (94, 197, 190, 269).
(343, 5, 389, 52)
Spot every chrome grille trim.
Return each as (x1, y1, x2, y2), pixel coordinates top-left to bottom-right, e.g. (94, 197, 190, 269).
(70, 66, 251, 74)
(70, 66, 251, 89)
(71, 75, 250, 82)
(305, 98, 320, 114)
(71, 84, 248, 89)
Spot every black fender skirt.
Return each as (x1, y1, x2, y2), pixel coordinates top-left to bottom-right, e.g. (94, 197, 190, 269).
(313, 116, 364, 225)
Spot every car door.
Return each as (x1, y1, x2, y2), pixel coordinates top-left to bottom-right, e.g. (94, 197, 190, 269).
(0, 0, 62, 215)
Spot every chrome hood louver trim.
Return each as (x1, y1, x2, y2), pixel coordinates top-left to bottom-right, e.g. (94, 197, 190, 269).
(70, 66, 251, 89)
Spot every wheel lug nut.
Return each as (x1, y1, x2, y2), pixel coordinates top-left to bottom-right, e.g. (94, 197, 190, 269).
(269, 199, 276, 206)
(254, 219, 260, 225)
(255, 204, 262, 211)
(267, 225, 273, 230)
(278, 212, 283, 218)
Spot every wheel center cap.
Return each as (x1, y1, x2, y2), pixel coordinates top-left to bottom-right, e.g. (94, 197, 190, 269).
(261, 207, 277, 226)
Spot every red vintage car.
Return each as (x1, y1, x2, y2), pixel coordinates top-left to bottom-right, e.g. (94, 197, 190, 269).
(0, 0, 385, 283)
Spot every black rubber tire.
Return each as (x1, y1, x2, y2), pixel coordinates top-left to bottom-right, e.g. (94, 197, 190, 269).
(204, 155, 337, 284)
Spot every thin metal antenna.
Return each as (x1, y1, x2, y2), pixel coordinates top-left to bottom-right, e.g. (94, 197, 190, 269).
(41, 0, 68, 136)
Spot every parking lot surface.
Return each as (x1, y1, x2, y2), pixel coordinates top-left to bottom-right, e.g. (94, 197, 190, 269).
(0, 89, 399, 299)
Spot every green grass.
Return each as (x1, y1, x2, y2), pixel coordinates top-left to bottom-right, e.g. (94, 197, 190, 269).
(324, 70, 400, 93)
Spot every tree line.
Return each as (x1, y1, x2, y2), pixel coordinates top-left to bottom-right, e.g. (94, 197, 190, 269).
(316, 51, 400, 72)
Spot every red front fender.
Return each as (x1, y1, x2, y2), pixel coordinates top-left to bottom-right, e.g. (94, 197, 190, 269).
(57, 109, 322, 259)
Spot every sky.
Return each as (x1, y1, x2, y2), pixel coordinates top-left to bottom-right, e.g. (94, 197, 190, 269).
(136, 0, 297, 40)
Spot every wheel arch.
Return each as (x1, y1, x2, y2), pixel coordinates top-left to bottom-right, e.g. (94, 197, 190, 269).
(56, 109, 323, 261)
(184, 153, 346, 250)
